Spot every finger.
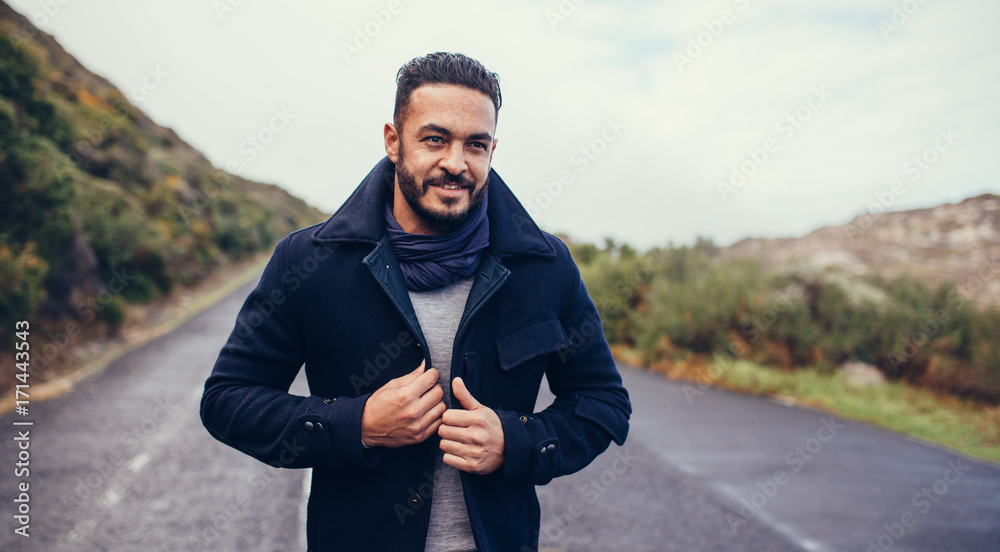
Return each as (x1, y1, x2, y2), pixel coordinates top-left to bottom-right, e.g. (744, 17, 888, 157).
(438, 422, 483, 444)
(442, 452, 479, 474)
(439, 437, 472, 457)
(393, 360, 426, 386)
(412, 380, 443, 414)
(414, 382, 444, 409)
(451, 377, 481, 411)
(410, 367, 441, 395)
(441, 408, 478, 429)
(413, 390, 446, 423)
(437, 423, 464, 443)
(416, 412, 445, 442)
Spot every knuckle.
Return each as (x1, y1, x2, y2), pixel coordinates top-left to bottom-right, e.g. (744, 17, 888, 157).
(404, 405, 422, 421)
(391, 389, 409, 404)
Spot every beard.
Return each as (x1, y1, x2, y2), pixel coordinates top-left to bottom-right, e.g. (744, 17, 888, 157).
(395, 145, 488, 230)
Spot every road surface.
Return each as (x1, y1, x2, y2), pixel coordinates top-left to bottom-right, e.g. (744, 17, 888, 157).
(3, 277, 998, 551)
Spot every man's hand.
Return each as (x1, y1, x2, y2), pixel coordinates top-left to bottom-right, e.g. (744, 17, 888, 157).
(438, 377, 505, 475)
(361, 361, 446, 448)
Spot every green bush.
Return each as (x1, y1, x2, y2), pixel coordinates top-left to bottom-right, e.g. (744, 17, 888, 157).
(636, 256, 766, 355)
(98, 295, 126, 335)
(0, 242, 49, 346)
(571, 237, 1000, 403)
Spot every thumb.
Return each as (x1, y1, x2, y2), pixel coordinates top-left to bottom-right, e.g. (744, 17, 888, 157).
(452, 377, 481, 410)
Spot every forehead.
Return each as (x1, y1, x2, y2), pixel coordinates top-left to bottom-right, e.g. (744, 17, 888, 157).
(403, 84, 496, 133)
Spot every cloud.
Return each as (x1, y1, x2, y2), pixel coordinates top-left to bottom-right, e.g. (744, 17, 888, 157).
(8, 0, 999, 248)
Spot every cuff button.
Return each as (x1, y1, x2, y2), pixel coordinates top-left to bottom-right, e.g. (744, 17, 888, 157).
(303, 421, 315, 432)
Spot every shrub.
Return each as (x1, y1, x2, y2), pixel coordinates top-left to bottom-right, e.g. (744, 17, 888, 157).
(0, 242, 49, 346)
(570, 237, 1000, 403)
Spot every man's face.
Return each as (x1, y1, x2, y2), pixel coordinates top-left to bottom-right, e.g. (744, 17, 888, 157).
(384, 84, 498, 234)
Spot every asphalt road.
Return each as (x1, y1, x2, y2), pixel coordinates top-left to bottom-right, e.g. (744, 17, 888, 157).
(3, 277, 998, 551)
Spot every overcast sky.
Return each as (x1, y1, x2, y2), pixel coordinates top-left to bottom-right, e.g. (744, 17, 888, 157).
(8, 0, 1000, 249)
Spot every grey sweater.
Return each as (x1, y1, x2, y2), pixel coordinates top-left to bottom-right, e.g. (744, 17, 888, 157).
(409, 277, 478, 552)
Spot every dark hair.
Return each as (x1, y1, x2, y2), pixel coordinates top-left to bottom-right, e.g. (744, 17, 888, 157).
(394, 52, 501, 129)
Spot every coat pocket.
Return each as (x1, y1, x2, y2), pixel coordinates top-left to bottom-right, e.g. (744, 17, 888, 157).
(495, 318, 571, 371)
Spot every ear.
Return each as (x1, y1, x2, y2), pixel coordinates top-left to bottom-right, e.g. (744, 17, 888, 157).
(384, 123, 400, 163)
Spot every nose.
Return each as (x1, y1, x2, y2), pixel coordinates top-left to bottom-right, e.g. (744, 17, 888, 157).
(439, 142, 468, 176)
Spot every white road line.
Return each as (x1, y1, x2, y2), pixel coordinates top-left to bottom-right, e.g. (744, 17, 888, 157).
(66, 386, 202, 543)
(709, 481, 832, 552)
(126, 452, 150, 473)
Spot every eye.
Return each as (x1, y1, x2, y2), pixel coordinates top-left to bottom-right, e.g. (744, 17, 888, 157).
(469, 141, 487, 150)
(424, 136, 444, 143)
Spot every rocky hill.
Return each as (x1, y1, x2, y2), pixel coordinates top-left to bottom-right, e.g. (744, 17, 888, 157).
(723, 194, 1000, 308)
(0, 0, 326, 348)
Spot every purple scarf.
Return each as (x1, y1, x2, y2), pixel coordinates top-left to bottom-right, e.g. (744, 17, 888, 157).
(383, 194, 490, 291)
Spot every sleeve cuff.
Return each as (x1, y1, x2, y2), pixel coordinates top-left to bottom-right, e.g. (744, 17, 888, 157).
(492, 409, 535, 486)
(322, 393, 384, 469)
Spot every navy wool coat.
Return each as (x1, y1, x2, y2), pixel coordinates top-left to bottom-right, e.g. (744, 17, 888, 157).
(200, 157, 631, 552)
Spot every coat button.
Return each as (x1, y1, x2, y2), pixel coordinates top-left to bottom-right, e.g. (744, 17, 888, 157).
(314, 422, 324, 433)
(546, 443, 556, 454)
(323, 398, 333, 404)
(539, 446, 548, 456)
(303, 421, 314, 432)
(519, 415, 527, 423)
(409, 494, 422, 507)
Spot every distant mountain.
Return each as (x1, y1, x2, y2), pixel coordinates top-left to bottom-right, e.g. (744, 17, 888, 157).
(0, 1, 325, 344)
(723, 194, 1000, 308)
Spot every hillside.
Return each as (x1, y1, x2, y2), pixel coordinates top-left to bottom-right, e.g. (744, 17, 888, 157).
(723, 194, 1000, 308)
(0, 1, 325, 355)
(569, 192, 1000, 402)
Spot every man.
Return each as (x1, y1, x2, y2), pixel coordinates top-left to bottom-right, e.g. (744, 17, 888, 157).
(201, 52, 630, 552)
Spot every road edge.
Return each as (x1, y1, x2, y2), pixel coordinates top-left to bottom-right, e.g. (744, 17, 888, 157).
(0, 253, 268, 416)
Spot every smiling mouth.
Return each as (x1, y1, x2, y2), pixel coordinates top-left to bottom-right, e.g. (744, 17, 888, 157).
(426, 179, 473, 193)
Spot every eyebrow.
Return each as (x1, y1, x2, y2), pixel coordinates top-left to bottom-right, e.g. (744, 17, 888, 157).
(418, 123, 493, 143)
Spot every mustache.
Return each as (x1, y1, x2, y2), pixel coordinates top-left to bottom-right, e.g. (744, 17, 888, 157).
(423, 172, 476, 189)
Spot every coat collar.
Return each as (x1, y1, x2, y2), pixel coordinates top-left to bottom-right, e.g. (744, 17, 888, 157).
(310, 156, 556, 260)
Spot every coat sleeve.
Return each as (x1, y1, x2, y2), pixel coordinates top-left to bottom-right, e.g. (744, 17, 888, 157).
(200, 236, 383, 471)
(491, 244, 631, 486)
